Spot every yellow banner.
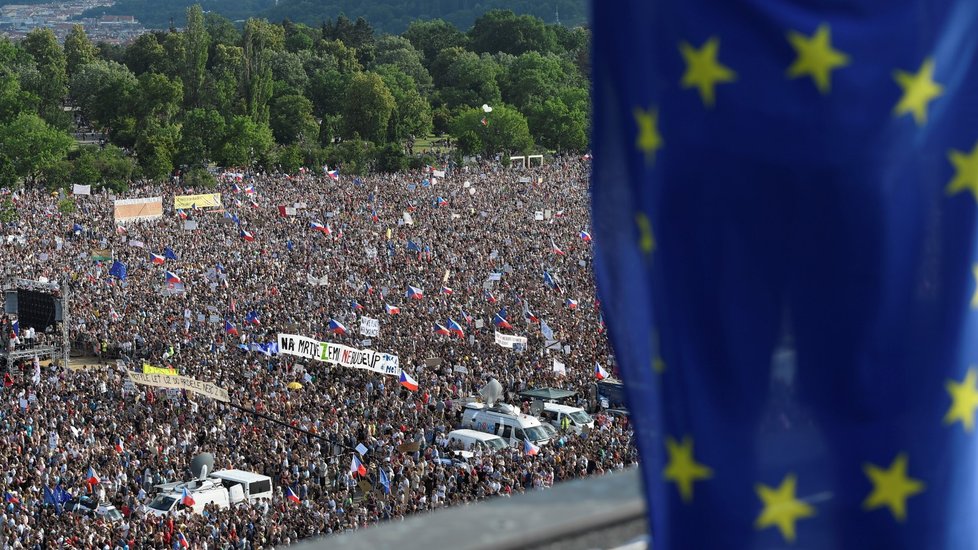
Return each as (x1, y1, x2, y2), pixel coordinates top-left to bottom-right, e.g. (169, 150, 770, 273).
(142, 363, 177, 376)
(174, 193, 222, 210)
(127, 371, 229, 402)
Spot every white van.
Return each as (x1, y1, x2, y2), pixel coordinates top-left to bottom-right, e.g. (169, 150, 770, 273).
(210, 470, 274, 504)
(460, 403, 551, 446)
(146, 479, 233, 516)
(447, 429, 509, 453)
(540, 403, 594, 435)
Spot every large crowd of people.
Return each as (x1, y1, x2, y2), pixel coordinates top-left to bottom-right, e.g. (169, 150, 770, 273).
(0, 155, 637, 549)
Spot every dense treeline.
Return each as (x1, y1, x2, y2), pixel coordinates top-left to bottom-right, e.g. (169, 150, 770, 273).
(0, 8, 590, 191)
(81, 0, 586, 35)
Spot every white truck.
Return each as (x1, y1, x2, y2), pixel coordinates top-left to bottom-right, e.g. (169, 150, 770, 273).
(145, 470, 273, 516)
(460, 402, 552, 447)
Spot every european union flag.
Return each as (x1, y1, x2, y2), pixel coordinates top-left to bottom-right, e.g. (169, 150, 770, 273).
(164, 247, 178, 260)
(108, 260, 127, 281)
(592, 1, 978, 548)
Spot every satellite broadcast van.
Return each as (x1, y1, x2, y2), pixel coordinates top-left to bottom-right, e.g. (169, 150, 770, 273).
(540, 403, 595, 435)
(146, 479, 235, 517)
(210, 469, 274, 504)
(461, 402, 551, 446)
(447, 429, 509, 453)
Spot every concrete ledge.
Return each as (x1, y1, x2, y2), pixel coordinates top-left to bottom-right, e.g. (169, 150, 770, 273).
(297, 468, 648, 550)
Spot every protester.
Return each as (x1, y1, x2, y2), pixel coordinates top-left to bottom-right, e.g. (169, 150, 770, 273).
(0, 155, 637, 548)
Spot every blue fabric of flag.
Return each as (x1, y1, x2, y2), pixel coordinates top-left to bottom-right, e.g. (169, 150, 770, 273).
(591, 1, 978, 548)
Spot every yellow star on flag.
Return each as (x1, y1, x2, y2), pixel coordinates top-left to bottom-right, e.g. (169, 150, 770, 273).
(786, 24, 850, 94)
(945, 141, 978, 204)
(754, 473, 815, 543)
(862, 452, 925, 522)
(972, 264, 978, 309)
(679, 37, 736, 107)
(635, 212, 656, 256)
(944, 367, 978, 432)
(662, 436, 712, 503)
(893, 58, 943, 125)
(633, 107, 663, 165)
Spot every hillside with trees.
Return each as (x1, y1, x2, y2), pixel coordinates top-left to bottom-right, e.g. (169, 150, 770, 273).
(0, 7, 590, 190)
(81, 0, 586, 34)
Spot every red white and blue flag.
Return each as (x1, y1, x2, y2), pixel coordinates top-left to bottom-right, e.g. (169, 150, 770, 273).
(523, 304, 539, 323)
(328, 319, 347, 334)
(177, 209, 188, 220)
(399, 371, 419, 392)
(595, 363, 610, 380)
(245, 311, 261, 325)
(484, 289, 497, 304)
(493, 313, 512, 330)
(406, 285, 424, 300)
(327, 169, 340, 181)
(177, 533, 189, 548)
(461, 309, 474, 324)
(385, 304, 400, 315)
(225, 320, 239, 336)
(240, 229, 255, 242)
(87, 466, 100, 486)
(440, 286, 453, 295)
(181, 487, 195, 507)
(433, 322, 451, 336)
(580, 230, 592, 242)
(446, 318, 465, 338)
(286, 486, 301, 504)
(524, 439, 540, 456)
(566, 299, 579, 310)
(150, 253, 165, 265)
(551, 239, 566, 256)
(114, 437, 124, 453)
(309, 221, 327, 232)
(164, 271, 182, 284)
(350, 300, 364, 311)
(350, 455, 367, 477)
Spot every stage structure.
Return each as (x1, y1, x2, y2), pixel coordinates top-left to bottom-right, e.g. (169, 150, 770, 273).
(1, 277, 70, 368)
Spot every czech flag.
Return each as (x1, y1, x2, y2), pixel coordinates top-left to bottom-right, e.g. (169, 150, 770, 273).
(176, 209, 188, 220)
(232, 183, 242, 193)
(327, 169, 340, 181)
(328, 319, 347, 334)
(309, 221, 327, 232)
(524, 305, 539, 323)
(524, 439, 540, 456)
(181, 487, 195, 507)
(385, 304, 400, 315)
(249, 200, 260, 209)
(286, 486, 301, 504)
(484, 289, 497, 304)
(595, 363, 610, 380)
(551, 239, 566, 256)
(461, 309, 474, 324)
(566, 299, 579, 310)
(244, 185, 255, 195)
(164, 271, 182, 284)
(350, 300, 364, 311)
(436, 196, 448, 207)
(447, 318, 465, 338)
(150, 252, 165, 265)
(177, 533, 189, 548)
(433, 322, 450, 336)
(245, 311, 261, 326)
(87, 466, 100, 486)
(240, 229, 255, 242)
(371, 209, 379, 223)
(399, 371, 419, 392)
(323, 223, 333, 236)
(114, 437, 124, 453)
(580, 230, 592, 242)
(493, 313, 513, 330)
(364, 282, 375, 295)
(225, 320, 239, 336)
(440, 286, 453, 296)
(406, 285, 424, 300)
(350, 455, 367, 477)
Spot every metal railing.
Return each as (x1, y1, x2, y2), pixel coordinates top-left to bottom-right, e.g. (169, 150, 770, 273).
(296, 467, 648, 550)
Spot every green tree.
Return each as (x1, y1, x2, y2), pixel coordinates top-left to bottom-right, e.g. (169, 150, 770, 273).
(371, 35, 431, 93)
(402, 19, 466, 67)
(306, 68, 348, 118)
(451, 104, 532, 156)
(284, 21, 317, 52)
(19, 29, 68, 124)
(124, 33, 166, 75)
(373, 142, 406, 173)
(178, 108, 226, 166)
(526, 95, 588, 152)
(136, 72, 183, 123)
(375, 65, 432, 141)
(269, 93, 318, 145)
(63, 25, 97, 77)
(0, 195, 17, 223)
(268, 49, 309, 96)
(182, 4, 210, 108)
(274, 143, 304, 173)
(241, 18, 283, 126)
(204, 44, 244, 119)
(182, 165, 217, 189)
(69, 60, 138, 129)
(341, 72, 395, 143)
(499, 51, 568, 111)
(430, 47, 501, 110)
(468, 10, 558, 56)
(0, 74, 38, 124)
(204, 12, 241, 51)
(0, 113, 72, 185)
(217, 115, 274, 168)
(135, 120, 179, 180)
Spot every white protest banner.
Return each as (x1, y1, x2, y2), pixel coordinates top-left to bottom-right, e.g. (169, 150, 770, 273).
(114, 197, 163, 222)
(72, 184, 91, 195)
(454, 365, 469, 374)
(277, 333, 401, 376)
(128, 239, 144, 248)
(403, 212, 414, 225)
(519, 176, 532, 183)
(494, 331, 528, 350)
(360, 317, 380, 337)
(553, 359, 566, 376)
(534, 211, 544, 221)
(127, 371, 229, 402)
(433, 170, 446, 178)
